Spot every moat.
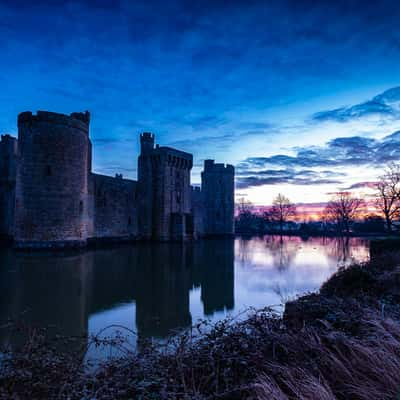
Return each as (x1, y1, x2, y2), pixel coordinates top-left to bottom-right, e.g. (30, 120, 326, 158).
(0, 236, 370, 361)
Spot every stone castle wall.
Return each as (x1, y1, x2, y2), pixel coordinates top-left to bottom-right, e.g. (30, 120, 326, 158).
(150, 147, 193, 241)
(137, 132, 155, 239)
(89, 173, 138, 241)
(137, 133, 194, 241)
(0, 110, 235, 248)
(191, 186, 204, 237)
(0, 135, 18, 239)
(15, 111, 91, 248)
(201, 160, 235, 236)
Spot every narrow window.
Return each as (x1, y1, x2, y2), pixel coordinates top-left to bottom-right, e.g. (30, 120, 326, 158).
(79, 200, 83, 215)
(45, 165, 52, 176)
(128, 216, 132, 226)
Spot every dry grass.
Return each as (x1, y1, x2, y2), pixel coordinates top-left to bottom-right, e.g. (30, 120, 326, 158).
(255, 317, 400, 400)
(2, 254, 400, 399)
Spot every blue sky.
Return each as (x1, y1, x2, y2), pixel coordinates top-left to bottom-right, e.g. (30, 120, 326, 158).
(1, 0, 400, 205)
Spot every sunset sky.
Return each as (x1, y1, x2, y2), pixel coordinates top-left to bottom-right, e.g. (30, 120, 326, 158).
(1, 0, 400, 206)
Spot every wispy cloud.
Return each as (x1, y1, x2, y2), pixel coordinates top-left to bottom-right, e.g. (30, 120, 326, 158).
(236, 166, 344, 189)
(1, 0, 400, 196)
(311, 87, 400, 123)
(166, 121, 277, 154)
(340, 181, 379, 191)
(237, 129, 400, 189)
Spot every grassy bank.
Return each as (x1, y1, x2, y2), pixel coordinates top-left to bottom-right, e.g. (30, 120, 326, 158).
(1, 252, 400, 399)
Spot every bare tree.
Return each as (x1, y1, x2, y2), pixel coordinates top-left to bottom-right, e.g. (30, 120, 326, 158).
(235, 197, 256, 233)
(236, 197, 253, 216)
(269, 193, 297, 233)
(324, 192, 363, 235)
(375, 163, 400, 233)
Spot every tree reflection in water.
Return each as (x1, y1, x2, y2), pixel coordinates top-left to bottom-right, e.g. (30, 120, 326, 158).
(0, 236, 369, 361)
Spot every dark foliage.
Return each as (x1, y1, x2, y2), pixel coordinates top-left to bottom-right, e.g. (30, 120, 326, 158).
(2, 253, 400, 399)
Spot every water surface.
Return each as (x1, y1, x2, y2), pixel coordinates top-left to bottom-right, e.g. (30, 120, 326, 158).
(0, 236, 369, 360)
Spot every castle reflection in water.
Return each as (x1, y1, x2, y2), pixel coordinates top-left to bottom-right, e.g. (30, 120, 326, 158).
(0, 240, 234, 344)
(0, 236, 370, 357)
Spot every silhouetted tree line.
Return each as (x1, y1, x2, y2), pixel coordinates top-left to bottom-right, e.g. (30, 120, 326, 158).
(236, 194, 300, 235)
(236, 163, 400, 237)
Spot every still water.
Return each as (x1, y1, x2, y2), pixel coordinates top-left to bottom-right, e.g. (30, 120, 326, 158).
(0, 236, 369, 360)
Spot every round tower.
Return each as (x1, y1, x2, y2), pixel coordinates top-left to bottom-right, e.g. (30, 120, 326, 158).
(15, 111, 91, 248)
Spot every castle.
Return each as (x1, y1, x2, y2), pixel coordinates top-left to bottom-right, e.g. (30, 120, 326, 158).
(0, 111, 235, 248)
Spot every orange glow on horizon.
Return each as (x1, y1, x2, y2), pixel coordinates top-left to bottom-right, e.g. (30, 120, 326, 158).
(240, 199, 380, 222)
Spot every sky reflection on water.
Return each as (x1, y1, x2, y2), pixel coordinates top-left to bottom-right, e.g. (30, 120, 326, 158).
(0, 236, 369, 360)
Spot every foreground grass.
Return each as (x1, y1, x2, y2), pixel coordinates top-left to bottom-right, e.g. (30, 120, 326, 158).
(2, 252, 400, 399)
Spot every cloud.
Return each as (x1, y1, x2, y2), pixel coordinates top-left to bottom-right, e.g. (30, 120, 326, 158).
(236, 168, 343, 189)
(92, 138, 129, 145)
(236, 176, 341, 189)
(383, 130, 400, 141)
(241, 133, 400, 170)
(340, 181, 379, 190)
(1, 1, 400, 187)
(97, 165, 137, 173)
(180, 114, 228, 129)
(236, 129, 400, 189)
(168, 134, 236, 150)
(311, 87, 400, 123)
(236, 122, 273, 130)
(167, 120, 276, 153)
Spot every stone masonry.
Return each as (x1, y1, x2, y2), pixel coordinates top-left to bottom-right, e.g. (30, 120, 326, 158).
(201, 160, 235, 236)
(0, 134, 17, 241)
(0, 111, 235, 248)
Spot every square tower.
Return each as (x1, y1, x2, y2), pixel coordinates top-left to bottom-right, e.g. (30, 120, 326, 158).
(138, 134, 193, 241)
(201, 160, 235, 236)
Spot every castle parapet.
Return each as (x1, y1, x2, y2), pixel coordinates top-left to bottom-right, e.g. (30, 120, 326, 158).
(0, 134, 18, 159)
(204, 159, 234, 173)
(1, 134, 17, 144)
(150, 147, 193, 170)
(18, 111, 90, 134)
(140, 132, 155, 140)
(15, 109, 91, 248)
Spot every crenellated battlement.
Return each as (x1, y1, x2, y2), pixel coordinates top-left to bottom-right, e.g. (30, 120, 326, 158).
(15, 109, 91, 247)
(203, 159, 234, 174)
(1, 134, 17, 144)
(140, 132, 155, 155)
(153, 146, 193, 169)
(140, 132, 155, 140)
(2, 109, 234, 247)
(70, 111, 90, 123)
(0, 134, 18, 157)
(17, 110, 90, 133)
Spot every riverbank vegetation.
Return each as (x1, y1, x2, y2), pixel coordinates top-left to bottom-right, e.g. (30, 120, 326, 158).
(1, 245, 400, 399)
(236, 162, 400, 237)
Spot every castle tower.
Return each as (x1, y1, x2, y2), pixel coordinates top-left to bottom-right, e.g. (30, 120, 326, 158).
(15, 111, 91, 248)
(151, 146, 193, 241)
(201, 160, 235, 236)
(0, 134, 18, 240)
(137, 132, 155, 239)
(138, 133, 193, 241)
